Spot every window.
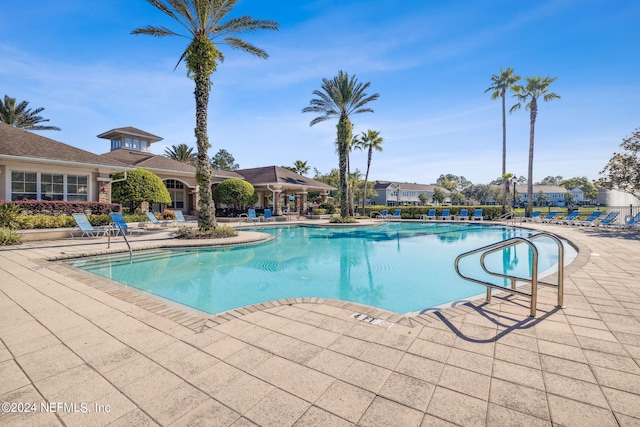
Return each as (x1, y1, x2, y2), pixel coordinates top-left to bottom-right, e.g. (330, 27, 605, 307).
(11, 171, 37, 200)
(10, 171, 88, 201)
(111, 138, 121, 150)
(67, 175, 88, 201)
(165, 180, 185, 209)
(124, 138, 133, 148)
(40, 173, 64, 200)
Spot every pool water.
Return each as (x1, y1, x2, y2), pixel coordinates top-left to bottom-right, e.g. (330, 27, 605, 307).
(68, 223, 574, 315)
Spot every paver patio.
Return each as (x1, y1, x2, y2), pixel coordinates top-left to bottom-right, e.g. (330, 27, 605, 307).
(1, 221, 639, 426)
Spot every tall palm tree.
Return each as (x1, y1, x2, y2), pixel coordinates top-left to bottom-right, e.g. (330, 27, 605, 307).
(511, 76, 561, 216)
(132, 0, 278, 230)
(164, 143, 197, 166)
(485, 68, 520, 214)
(303, 71, 379, 218)
(292, 160, 310, 175)
(0, 95, 60, 131)
(353, 129, 384, 214)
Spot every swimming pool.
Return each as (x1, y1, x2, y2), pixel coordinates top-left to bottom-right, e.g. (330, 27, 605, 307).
(68, 223, 575, 315)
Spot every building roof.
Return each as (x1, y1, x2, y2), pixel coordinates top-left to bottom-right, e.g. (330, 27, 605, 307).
(0, 122, 130, 170)
(514, 185, 568, 193)
(374, 180, 450, 193)
(237, 166, 335, 191)
(96, 127, 163, 142)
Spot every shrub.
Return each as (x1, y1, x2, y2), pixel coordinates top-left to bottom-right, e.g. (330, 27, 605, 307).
(0, 203, 21, 228)
(0, 227, 22, 245)
(9, 200, 119, 215)
(314, 208, 327, 215)
(174, 225, 238, 239)
(160, 210, 176, 220)
(329, 216, 356, 223)
(14, 214, 75, 229)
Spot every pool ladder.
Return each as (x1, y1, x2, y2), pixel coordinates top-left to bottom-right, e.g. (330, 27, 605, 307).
(454, 232, 564, 317)
(107, 223, 133, 262)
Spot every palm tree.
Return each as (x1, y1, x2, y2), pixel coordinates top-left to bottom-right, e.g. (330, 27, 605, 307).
(0, 95, 60, 131)
(485, 68, 520, 214)
(353, 129, 384, 214)
(164, 143, 197, 166)
(511, 76, 561, 216)
(303, 71, 379, 218)
(132, 0, 278, 230)
(292, 160, 310, 175)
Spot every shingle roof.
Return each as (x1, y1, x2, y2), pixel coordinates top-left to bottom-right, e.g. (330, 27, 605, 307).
(0, 122, 129, 169)
(101, 149, 195, 173)
(373, 180, 449, 193)
(237, 166, 335, 190)
(96, 127, 163, 142)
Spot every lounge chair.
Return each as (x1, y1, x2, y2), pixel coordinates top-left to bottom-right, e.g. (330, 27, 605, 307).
(390, 209, 402, 219)
(471, 209, 483, 221)
(555, 211, 578, 224)
(239, 208, 259, 224)
(457, 209, 469, 220)
(613, 212, 640, 230)
(522, 211, 541, 223)
(439, 209, 451, 220)
(421, 209, 436, 220)
(378, 210, 389, 220)
(264, 208, 276, 222)
(540, 211, 560, 223)
(592, 211, 619, 228)
(174, 210, 188, 223)
(145, 211, 174, 227)
(71, 213, 109, 238)
(572, 211, 601, 226)
(109, 212, 140, 235)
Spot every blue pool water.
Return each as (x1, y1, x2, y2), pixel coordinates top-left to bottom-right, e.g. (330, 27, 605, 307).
(68, 223, 574, 315)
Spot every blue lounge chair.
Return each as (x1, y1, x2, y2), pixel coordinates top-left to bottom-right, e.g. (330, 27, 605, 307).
(457, 209, 469, 220)
(522, 211, 541, 222)
(540, 211, 560, 223)
(71, 213, 109, 238)
(439, 209, 451, 220)
(556, 210, 578, 224)
(264, 208, 276, 222)
(109, 212, 140, 235)
(378, 210, 389, 219)
(592, 211, 619, 228)
(615, 212, 640, 229)
(145, 211, 174, 227)
(391, 209, 402, 219)
(573, 211, 601, 226)
(421, 209, 436, 220)
(240, 208, 259, 223)
(174, 210, 187, 223)
(471, 209, 483, 221)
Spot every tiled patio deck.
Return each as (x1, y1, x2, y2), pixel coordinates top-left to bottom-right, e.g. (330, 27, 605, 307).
(1, 221, 639, 426)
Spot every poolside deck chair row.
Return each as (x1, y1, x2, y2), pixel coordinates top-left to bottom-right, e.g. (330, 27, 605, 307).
(416, 209, 483, 221)
(240, 208, 276, 223)
(71, 211, 191, 238)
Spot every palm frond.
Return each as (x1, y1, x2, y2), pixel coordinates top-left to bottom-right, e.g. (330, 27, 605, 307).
(222, 36, 268, 58)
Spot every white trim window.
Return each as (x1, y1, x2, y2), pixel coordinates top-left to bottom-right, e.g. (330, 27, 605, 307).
(10, 171, 89, 201)
(165, 179, 185, 209)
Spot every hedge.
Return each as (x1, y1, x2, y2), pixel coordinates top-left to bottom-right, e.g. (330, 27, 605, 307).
(1, 200, 121, 215)
(363, 205, 504, 220)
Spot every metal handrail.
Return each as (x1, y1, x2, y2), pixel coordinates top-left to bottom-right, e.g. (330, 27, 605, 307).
(454, 231, 564, 317)
(107, 222, 133, 262)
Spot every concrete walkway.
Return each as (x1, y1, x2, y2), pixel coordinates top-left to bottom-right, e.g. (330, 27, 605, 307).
(1, 222, 639, 426)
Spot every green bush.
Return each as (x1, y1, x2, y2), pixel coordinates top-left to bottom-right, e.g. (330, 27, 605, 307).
(14, 214, 76, 229)
(363, 205, 504, 220)
(0, 227, 22, 245)
(0, 203, 21, 228)
(314, 208, 327, 215)
(329, 216, 356, 223)
(174, 225, 238, 239)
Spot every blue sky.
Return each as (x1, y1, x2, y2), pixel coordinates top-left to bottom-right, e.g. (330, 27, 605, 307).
(1, 0, 638, 185)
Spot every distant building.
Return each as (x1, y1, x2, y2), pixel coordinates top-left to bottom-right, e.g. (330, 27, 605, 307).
(369, 181, 450, 206)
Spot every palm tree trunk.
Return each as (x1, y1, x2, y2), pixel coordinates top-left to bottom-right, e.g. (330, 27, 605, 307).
(361, 148, 373, 215)
(501, 90, 508, 214)
(337, 118, 351, 218)
(527, 100, 538, 217)
(193, 42, 216, 230)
